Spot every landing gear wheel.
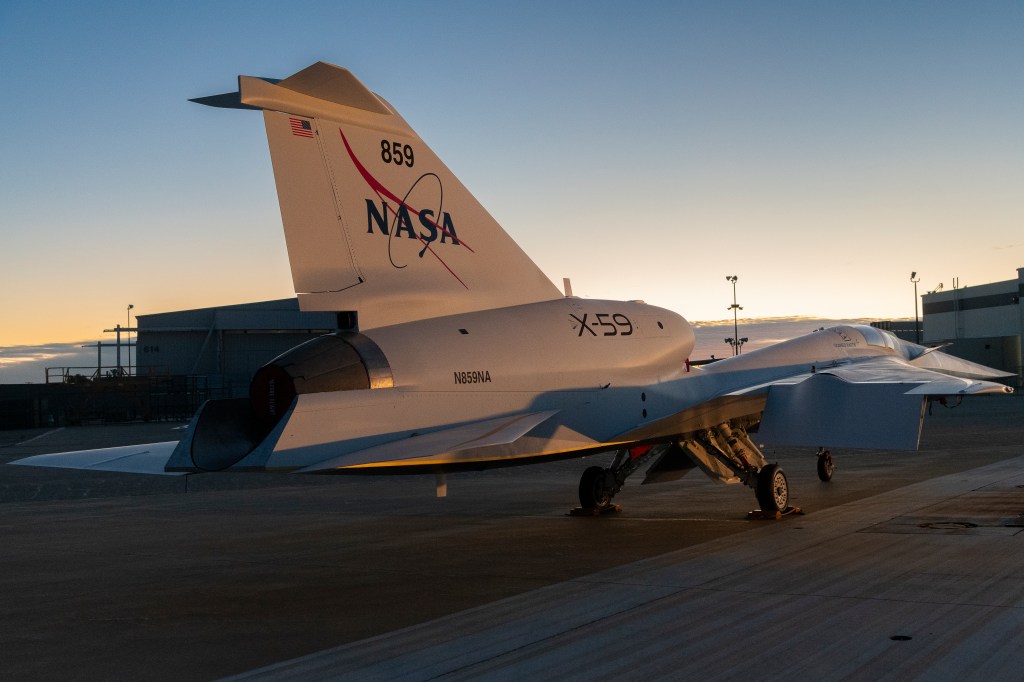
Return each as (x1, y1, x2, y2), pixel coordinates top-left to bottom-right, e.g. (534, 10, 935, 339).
(756, 464, 789, 512)
(817, 450, 834, 482)
(579, 466, 613, 510)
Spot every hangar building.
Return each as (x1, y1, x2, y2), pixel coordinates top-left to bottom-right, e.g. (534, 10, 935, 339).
(922, 267, 1023, 386)
(135, 299, 339, 398)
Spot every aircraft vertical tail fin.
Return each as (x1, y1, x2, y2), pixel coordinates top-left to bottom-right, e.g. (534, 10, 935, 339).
(192, 62, 560, 329)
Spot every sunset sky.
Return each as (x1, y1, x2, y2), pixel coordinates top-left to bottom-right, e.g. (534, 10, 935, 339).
(1, 2, 1021, 357)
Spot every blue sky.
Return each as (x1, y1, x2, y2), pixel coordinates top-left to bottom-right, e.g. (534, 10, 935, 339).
(1, 1, 1022, 354)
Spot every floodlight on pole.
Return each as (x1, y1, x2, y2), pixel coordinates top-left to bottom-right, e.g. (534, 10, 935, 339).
(127, 304, 134, 376)
(726, 275, 742, 356)
(910, 272, 920, 344)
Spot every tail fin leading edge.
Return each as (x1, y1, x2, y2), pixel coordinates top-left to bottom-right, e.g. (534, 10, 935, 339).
(194, 62, 560, 329)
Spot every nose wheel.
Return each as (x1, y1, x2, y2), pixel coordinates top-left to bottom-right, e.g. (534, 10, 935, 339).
(816, 447, 834, 482)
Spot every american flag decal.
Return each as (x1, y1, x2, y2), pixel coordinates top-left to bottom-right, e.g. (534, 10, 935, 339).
(290, 118, 314, 138)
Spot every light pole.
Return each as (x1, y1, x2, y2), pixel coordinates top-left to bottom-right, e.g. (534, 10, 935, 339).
(726, 275, 742, 356)
(910, 272, 920, 344)
(127, 304, 134, 376)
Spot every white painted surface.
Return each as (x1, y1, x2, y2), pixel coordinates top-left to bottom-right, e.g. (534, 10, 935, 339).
(11, 442, 183, 476)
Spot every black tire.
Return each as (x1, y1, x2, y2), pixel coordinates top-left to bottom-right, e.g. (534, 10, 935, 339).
(579, 466, 612, 509)
(817, 451, 834, 482)
(756, 464, 789, 512)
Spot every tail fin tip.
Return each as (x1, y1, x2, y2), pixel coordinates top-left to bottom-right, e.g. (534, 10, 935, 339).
(275, 62, 390, 115)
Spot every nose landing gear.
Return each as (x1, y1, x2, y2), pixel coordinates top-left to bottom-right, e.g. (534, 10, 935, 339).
(816, 447, 834, 482)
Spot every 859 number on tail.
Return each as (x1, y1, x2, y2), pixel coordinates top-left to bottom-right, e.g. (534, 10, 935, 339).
(381, 140, 414, 167)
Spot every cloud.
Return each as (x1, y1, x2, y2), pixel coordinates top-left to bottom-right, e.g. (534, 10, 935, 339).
(0, 342, 98, 383)
(0, 342, 88, 363)
(691, 315, 885, 327)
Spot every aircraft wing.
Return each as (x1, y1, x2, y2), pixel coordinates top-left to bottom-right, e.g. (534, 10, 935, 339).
(297, 409, 574, 472)
(10, 442, 184, 476)
(815, 356, 1014, 394)
(747, 356, 1010, 450)
(729, 356, 1013, 397)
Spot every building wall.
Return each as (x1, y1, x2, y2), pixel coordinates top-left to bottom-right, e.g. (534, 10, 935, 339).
(136, 299, 338, 398)
(921, 268, 1023, 384)
(922, 278, 1020, 340)
(871, 320, 921, 343)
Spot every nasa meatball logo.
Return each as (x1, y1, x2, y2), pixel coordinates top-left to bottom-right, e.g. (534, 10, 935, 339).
(339, 128, 474, 288)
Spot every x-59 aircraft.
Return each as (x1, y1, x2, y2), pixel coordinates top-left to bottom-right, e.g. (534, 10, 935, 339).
(15, 62, 1014, 513)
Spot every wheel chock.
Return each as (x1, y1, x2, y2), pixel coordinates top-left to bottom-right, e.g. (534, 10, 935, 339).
(569, 504, 622, 516)
(747, 505, 803, 520)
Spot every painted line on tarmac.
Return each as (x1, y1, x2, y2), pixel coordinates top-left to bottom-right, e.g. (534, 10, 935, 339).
(15, 428, 65, 445)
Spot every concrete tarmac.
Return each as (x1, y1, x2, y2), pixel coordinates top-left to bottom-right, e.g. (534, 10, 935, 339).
(0, 396, 1021, 680)
(242, 450, 1024, 681)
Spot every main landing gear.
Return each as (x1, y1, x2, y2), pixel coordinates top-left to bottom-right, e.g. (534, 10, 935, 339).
(677, 423, 791, 513)
(755, 463, 789, 512)
(575, 424, 797, 515)
(578, 465, 615, 510)
(577, 445, 665, 512)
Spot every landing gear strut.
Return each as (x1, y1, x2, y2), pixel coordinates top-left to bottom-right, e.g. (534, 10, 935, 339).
(577, 446, 665, 510)
(574, 425, 799, 515)
(677, 422, 792, 513)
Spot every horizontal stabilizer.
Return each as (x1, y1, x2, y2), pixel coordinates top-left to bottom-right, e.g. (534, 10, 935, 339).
(189, 91, 263, 110)
(190, 63, 389, 118)
(298, 410, 560, 472)
(10, 442, 183, 476)
(272, 62, 390, 115)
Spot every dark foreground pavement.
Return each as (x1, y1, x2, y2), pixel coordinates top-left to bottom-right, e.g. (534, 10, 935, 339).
(0, 396, 1021, 680)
